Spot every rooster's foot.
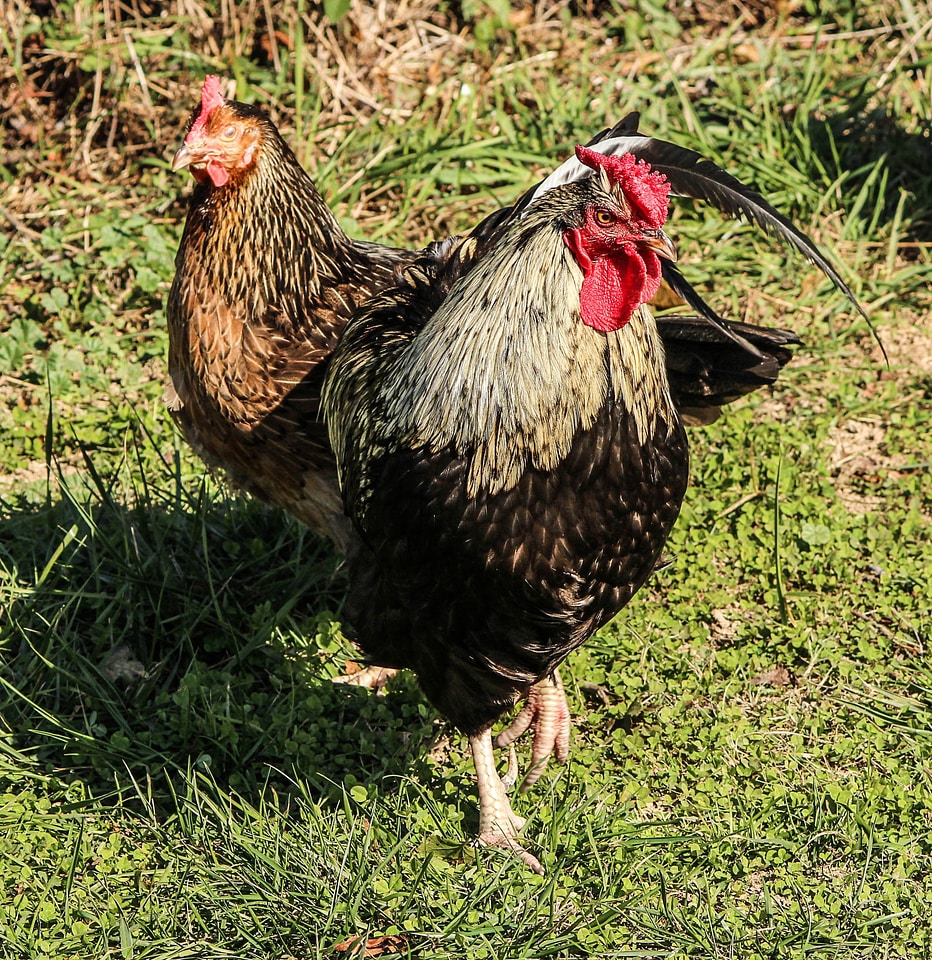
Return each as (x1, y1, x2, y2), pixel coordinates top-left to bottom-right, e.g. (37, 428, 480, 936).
(470, 730, 544, 875)
(494, 669, 571, 791)
(332, 664, 397, 692)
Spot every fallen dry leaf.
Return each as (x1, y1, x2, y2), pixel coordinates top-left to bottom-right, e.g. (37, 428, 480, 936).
(333, 934, 408, 958)
(751, 666, 795, 688)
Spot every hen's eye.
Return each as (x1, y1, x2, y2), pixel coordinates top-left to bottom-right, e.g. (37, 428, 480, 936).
(220, 125, 237, 140)
(594, 210, 615, 226)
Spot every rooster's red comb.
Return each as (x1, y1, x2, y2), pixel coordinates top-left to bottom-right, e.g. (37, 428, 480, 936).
(186, 75, 227, 141)
(574, 145, 670, 229)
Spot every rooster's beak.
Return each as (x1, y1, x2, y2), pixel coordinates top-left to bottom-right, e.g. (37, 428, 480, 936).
(171, 142, 194, 172)
(643, 229, 677, 262)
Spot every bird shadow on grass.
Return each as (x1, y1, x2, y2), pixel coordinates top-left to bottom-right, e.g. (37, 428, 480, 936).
(806, 87, 932, 245)
(0, 463, 440, 818)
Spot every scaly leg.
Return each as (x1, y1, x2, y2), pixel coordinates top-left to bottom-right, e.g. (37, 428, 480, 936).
(470, 728, 544, 875)
(332, 664, 397, 691)
(494, 669, 571, 791)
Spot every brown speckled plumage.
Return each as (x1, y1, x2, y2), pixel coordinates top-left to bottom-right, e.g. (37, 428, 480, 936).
(167, 95, 416, 547)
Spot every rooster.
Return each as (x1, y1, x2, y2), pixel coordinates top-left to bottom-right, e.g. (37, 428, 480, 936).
(323, 135, 867, 872)
(168, 76, 858, 562)
(324, 149, 710, 873)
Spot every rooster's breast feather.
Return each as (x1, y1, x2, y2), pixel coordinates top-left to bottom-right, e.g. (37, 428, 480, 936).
(323, 179, 689, 733)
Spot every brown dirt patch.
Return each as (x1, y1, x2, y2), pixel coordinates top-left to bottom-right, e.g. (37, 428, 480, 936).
(869, 319, 932, 376)
(825, 313, 932, 514)
(828, 417, 888, 514)
(827, 415, 924, 515)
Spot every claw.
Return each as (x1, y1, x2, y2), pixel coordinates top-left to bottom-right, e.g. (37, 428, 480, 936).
(494, 669, 571, 791)
(476, 830, 545, 875)
(500, 745, 519, 792)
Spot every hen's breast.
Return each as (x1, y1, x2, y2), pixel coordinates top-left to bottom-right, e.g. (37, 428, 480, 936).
(166, 199, 415, 545)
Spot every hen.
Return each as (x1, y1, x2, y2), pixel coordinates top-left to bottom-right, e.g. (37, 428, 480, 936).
(167, 75, 416, 549)
(168, 77, 840, 557)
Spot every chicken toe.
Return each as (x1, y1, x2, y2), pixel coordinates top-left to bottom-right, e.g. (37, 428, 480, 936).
(494, 670, 571, 792)
(332, 664, 397, 691)
(470, 730, 544, 875)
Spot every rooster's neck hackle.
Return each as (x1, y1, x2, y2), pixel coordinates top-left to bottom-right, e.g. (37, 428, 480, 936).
(381, 188, 678, 498)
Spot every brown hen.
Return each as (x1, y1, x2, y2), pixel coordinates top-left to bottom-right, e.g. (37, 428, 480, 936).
(167, 76, 416, 549)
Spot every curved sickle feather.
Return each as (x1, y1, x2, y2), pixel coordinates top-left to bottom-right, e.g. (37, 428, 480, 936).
(520, 127, 868, 323)
(660, 261, 765, 356)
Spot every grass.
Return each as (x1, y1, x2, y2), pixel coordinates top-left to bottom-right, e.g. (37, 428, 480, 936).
(2, 0, 931, 956)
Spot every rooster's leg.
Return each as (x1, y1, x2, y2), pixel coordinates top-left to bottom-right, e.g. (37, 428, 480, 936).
(470, 728, 544, 875)
(494, 670, 571, 791)
(332, 664, 397, 691)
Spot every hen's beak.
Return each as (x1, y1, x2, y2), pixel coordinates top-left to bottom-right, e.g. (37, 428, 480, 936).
(643, 229, 677, 262)
(171, 142, 194, 172)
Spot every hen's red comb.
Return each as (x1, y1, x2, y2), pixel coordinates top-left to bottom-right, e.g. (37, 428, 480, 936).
(574, 145, 670, 229)
(186, 75, 227, 141)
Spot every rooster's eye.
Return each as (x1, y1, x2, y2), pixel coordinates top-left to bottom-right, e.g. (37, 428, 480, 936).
(220, 125, 237, 140)
(594, 210, 615, 226)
